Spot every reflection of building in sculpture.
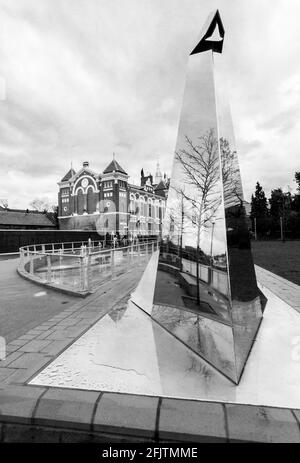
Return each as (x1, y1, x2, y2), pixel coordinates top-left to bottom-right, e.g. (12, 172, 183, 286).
(58, 158, 169, 235)
(134, 10, 267, 384)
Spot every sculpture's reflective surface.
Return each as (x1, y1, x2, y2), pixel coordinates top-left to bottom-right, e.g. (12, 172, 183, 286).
(150, 10, 267, 383)
(30, 288, 300, 409)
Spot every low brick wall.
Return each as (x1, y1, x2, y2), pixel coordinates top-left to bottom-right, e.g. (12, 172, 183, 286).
(0, 386, 299, 443)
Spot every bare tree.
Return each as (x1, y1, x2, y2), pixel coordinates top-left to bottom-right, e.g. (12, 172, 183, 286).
(29, 198, 56, 212)
(0, 198, 8, 209)
(172, 128, 242, 304)
(220, 137, 243, 207)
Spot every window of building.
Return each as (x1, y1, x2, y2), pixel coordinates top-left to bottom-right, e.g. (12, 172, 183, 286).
(87, 187, 94, 214)
(77, 190, 84, 215)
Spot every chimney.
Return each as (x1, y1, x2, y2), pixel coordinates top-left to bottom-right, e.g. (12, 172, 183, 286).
(83, 161, 89, 168)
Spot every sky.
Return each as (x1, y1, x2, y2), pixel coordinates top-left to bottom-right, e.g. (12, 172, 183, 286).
(0, 0, 299, 208)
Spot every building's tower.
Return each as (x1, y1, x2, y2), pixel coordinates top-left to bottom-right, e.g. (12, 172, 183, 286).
(154, 161, 162, 185)
(101, 157, 129, 234)
(57, 166, 76, 218)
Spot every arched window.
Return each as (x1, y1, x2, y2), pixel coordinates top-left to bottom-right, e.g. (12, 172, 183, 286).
(87, 187, 94, 214)
(77, 190, 84, 215)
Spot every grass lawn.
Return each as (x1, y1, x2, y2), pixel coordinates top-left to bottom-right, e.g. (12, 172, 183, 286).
(251, 240, 300, 286)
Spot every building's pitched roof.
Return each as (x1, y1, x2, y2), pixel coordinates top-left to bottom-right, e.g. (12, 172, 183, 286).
(103, 159, 127, 175)
(68, 167, 99, 184)
(154, 180, 166, 190)
(0, 210, 56, 227)
(61, 168, 76, 182)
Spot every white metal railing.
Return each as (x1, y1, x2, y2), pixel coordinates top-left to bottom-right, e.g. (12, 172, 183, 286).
(18, 239, 159, 294)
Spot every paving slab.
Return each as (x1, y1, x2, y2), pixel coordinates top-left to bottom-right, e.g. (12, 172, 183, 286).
(8, 353, 49, 369)
(159, 399, 227, 442)
(226, 404, 300, 443)
(94, 393, 158, 438)
(34, 388, 99, 430)
(255, 265, 300, 312)
(40, 340, 71, 356)
(0, 351, 24, 368)
(0, 385, 46, 424)
(19, 340, 52, 353)
(0, 368, 17, 382)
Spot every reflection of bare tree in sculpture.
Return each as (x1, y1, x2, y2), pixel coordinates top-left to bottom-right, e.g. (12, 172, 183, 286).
(173, 129, 242, 304)
(174, 128, 221, 304)
(220, 137, 243, 207)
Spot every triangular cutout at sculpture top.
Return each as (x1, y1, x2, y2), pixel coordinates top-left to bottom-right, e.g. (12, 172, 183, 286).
(190, 9, 225, 55)
(205, 22, 223, 42)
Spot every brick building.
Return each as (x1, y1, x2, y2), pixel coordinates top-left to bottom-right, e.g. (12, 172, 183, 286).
(58, 158, 169, 236)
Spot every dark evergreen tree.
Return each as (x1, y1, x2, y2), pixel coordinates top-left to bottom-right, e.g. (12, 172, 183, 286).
(269, 189, 292, 238)
(250, 182, 268, 219)
(250, 182, 269, 238)
(295, 172, 300, 191)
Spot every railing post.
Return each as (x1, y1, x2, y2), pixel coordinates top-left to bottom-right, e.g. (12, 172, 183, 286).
(52, 243, 54, 253)
(29, 254, 34, 274)
(131, 242, 134, 264)
(59, 248, 63, 266)
(137, 243, 141, 266)
(72, 242, 74, 253)
(80, 256, 85, 291)
(19, 249, 23, 266)
(46, 255, 52, 283)
(111, 249, 115, 280)
(87, 252, 92, 291)
(42, 244, 45, 253)
(127, 246, 131, 271)
(152, 242, 154, 254)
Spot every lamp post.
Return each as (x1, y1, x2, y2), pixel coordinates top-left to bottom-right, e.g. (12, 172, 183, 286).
(210, 220, 216, 285)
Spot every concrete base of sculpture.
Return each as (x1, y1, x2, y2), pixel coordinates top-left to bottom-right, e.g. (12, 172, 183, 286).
(29, 254, 300, 409)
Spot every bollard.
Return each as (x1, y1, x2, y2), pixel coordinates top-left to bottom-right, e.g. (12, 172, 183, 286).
(137, 243, 141, 266)
(42, 244, 45, 253)
(152, 242, 154, 254)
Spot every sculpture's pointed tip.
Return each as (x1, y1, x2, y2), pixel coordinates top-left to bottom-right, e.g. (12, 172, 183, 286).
(190, 9, 225, 56)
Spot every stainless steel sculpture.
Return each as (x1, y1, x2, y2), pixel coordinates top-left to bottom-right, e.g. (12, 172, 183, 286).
(137, 10, 267, 384)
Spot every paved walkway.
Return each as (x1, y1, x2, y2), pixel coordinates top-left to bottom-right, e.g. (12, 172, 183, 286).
(0, 258, 78, 342)
(0, 259, 299, 442)
(255, 265, 300, 312)
(0, 260, 146, 385)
